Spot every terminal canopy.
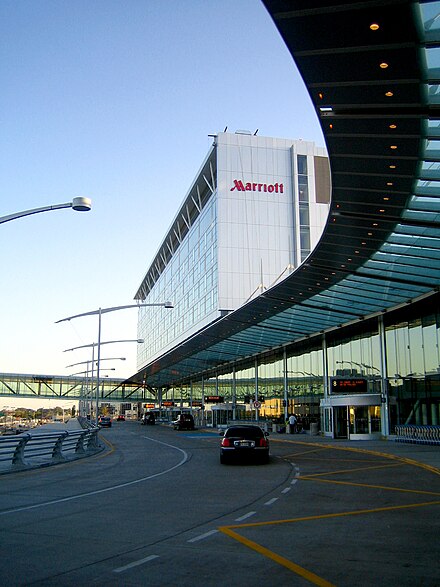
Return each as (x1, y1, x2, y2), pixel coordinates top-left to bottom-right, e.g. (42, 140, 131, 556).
(129, 0, 440, 389)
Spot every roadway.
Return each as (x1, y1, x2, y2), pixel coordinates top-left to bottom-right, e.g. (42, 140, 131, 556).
(0, 421, 439, 586)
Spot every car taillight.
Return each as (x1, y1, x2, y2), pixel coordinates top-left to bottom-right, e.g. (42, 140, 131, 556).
(259, 438, 268, 447)
(221, 438, 231, 447)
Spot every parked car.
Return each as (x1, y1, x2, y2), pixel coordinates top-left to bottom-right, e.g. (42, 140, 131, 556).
(220, 425, 269, 464)
(172, 413, 195, 430)
(116, 415, 125, 421)
(98, 416, 112, 428)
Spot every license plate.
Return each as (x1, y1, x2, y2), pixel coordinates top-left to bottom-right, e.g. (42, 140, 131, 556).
(234, 440, 255, 448)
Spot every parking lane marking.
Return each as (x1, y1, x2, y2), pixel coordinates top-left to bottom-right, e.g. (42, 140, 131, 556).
(113, 555, 159, 573)
(187, 529, 218, 543)
(235, 511, 256, 522)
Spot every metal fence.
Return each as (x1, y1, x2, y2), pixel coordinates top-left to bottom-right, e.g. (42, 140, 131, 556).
(394, 424, 440, 446)
(0, 427, 101, 472)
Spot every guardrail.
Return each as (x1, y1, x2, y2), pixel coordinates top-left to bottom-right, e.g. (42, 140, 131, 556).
(394, 424, 440, 445)
(0, 427, 101, 472)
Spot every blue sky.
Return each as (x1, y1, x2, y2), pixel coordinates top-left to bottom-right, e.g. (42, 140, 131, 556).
(0, 0, 324, 399)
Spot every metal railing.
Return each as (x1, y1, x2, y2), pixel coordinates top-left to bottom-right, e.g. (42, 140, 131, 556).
(0, 427, 101, 472)
(394, 425, 440, 445)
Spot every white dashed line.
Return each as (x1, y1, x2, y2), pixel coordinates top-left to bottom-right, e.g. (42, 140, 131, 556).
(235, 511, 256, 522)
(265, 498, 278, 506)
(187, 529, 218, 543)
(113, 555, 159, 573)
(281, 487, 291, 494)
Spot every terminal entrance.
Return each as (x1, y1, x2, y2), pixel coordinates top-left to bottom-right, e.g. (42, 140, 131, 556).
(332, 405, 381, 439)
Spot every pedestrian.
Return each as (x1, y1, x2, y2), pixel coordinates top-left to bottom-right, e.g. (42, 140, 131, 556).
(288, 413, 297, 434)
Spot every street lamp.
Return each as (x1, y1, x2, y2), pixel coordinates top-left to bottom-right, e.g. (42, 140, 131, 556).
(0, 197, 92, 225)
(65, 357, 126, 369)
(69, 368, 116, 376)
(63, 340, 143, 420)
(56, 302, 173, 425)
(65, 357, 126, 417)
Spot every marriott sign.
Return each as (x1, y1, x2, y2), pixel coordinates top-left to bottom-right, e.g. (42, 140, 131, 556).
(230, 179, 284, 194)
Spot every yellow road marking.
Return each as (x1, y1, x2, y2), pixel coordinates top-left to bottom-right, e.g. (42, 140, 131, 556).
(222, 499, 440, 531)
(274, 439, 440, 476)
(300, 462, 402, 477)
(220, 501, 440, 585)
(297, 476, 440, 496)
(219, 526, 336, 587)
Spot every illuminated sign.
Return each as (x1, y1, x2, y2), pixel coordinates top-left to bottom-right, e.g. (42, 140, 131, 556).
(162, 401, 175, 407)
(230, 179, 284, 194)
(331, 378, 368, 394)
(144, 404, 155, 409)
(204, 395, 224, 403)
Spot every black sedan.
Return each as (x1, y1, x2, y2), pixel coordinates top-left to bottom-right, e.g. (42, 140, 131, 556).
(98, 416, 112, 428)
(220, 425, 270, 464)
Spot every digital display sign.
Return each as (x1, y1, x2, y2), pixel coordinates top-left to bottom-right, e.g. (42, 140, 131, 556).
(204, 395, 224, 403)
(331, 378, 368, 394)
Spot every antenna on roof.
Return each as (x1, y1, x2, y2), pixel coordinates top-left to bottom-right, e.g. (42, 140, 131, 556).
(224, 126, 228, 132)
(254, 129, 259, 135)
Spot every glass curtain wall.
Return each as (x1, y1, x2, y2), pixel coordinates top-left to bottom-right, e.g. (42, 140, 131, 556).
(137, 196, 218, 367)
(164, 294, 439, 433)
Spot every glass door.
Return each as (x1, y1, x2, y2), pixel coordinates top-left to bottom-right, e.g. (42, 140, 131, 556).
(334, 406, 348, 438)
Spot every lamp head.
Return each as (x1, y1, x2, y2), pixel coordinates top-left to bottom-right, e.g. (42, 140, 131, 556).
(72, 197, 92, 212)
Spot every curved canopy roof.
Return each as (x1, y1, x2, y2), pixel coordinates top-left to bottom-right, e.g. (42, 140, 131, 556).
(129, 0, 440, 388)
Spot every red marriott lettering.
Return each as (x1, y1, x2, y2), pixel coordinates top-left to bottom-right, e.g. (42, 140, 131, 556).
(230, 179, 284, 194)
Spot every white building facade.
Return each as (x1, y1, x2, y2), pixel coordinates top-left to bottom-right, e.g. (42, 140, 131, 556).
(135, 131, 330, 371)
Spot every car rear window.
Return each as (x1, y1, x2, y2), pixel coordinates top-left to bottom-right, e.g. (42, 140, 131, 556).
(225, 427, 263, 439)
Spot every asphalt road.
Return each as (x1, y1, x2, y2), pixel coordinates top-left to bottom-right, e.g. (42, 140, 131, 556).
(0, 421, 439, 586)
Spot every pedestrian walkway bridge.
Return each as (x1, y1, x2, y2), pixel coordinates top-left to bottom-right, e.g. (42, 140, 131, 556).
(0, 373, 153, 404)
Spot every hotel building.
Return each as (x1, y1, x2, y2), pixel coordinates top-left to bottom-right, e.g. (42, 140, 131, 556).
(135, 131, 330, 370)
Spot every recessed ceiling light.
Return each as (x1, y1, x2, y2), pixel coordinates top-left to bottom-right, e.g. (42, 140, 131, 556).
(383, 197, 390, 201)
(370, 23, 380, 31)
(385, 91, 394, 97)
(389, 124, 397, 129)
(389, 164, 396, 169)
(387, 182, 393, 186)
(390, 145, 398, 149)
(368, 232, 373, 236)
(318, 93, 323, 99)
(379, 209, 385, 213)
(373, 223, 378, 226)
(380, 62, 388, 69)
(329, 124, 333, 129)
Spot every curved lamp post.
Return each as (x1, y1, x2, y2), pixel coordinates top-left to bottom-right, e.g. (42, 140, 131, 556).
(0, 197, 92, 225)
(57, 302, 173, 425)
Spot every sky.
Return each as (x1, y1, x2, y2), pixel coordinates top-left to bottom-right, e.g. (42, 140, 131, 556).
(0, 0, 324, 406)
